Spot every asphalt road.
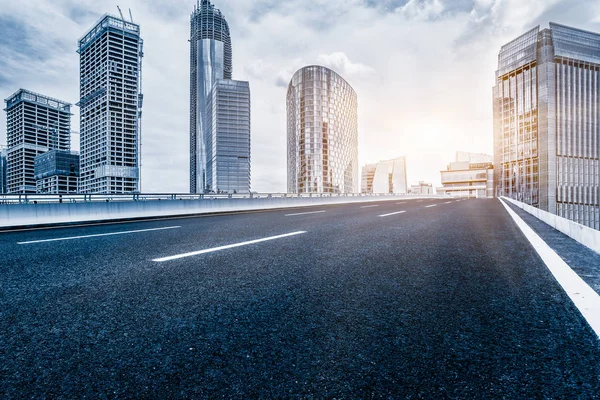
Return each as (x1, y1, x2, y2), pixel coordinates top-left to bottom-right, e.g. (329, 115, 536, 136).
(1, 198, 599, 398)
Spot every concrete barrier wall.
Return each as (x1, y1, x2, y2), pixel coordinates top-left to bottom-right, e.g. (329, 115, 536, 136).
(501, 196, 600, 255)
(0, 195, 441, 229)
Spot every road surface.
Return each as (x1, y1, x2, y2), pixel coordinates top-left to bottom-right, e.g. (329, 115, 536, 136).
(1, 198, 599, 398)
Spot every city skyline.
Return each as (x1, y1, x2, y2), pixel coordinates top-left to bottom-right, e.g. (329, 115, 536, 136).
(1, 1, 600, 192)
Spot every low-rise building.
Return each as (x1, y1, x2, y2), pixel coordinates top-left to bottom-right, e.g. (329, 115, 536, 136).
(34, 150, 79, 194)
(361, 157, 407, 194)
(438, 152, 494, 198)
(409, 181, 434, 195)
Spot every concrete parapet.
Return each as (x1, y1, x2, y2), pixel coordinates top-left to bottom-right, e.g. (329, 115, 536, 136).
(0, 195, 444, 230)
(501, 196, 600, 255)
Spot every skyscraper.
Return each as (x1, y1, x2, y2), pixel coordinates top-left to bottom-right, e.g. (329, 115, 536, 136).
(0, 145, 7, 194)
(287, 65, 358, 194)
(204, 80, 251, 193)
(493, 23, 600, 229)
(78, 14, 144, 194)
(190, 0, 233, 193)
(4, 89, 71, 194)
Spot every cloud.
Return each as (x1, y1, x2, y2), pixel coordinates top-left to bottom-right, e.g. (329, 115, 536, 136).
(1, 0, 599, 193)
(316, 52, 375, 78)
(396, 0, 445, 20)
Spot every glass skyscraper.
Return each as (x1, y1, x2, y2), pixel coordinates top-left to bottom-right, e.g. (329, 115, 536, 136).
(78, 14, 144, 194)
(190, 0, 232, 193)
(287, 65, 359, 194)
(204, 80, 251, 193)
(190, 0, 250, 194)
(493, 23, 600, 229)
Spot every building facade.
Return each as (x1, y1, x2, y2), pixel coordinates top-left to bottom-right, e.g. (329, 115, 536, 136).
(204, 80, 251, 193)
(287, 65, 359, 194)
(409, 181, 434, 195)
(4, 89, 71, 194)
(439, 152, 494, 198)
(0, 146, 7, 194)
(34, 150, 80, 194)
(190, 0, 233, 193)
(494, 23, 600, 229)
(361, 163, 377, 194)
(78, 14, 143, 194)
(361, 157, 408, 194)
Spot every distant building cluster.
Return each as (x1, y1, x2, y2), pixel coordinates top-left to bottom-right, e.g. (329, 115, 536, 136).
(2, 9, 600, 232)
(2, 13, 143, 195)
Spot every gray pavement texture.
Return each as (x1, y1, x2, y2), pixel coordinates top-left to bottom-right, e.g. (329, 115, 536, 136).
(504, 200, 600, 294)
(1, 198, 600, 398)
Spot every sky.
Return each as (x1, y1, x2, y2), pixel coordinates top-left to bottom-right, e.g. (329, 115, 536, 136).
(1, 0, 600, 193)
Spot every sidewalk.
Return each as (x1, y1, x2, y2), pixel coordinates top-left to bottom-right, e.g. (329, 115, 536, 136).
(503, 200, 600, 295)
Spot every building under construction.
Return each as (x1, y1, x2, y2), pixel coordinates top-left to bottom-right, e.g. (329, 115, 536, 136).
(78, 13, 143, 194)
(34, 150, 80, 194)
(4, 89, 71, 194)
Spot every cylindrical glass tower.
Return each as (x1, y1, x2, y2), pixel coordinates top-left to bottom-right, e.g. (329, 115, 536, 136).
(287, 65, 358, 194)
(190, 0, 232, 193)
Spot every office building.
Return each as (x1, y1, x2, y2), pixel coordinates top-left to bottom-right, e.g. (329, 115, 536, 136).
(78, 14, 143, 194)
(287, 65, 358, 194)
(190, 0, 233, 193)
(204, 80, 251, 193)
(0, 146, 7, 194)
(361, 157, 408, 194)
(409, 181, 434, 195)
(438, 152, 494, 198)
(4, 89, 71, 194)
(494, 23, 600, 229)
(361, 163, 377, 194)
(34, 150, 80, 194)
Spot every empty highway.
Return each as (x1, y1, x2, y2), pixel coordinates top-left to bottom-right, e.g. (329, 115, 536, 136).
(1, 198, 600, 398)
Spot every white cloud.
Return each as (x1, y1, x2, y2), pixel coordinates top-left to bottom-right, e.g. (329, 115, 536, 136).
(396, 0, 445, 20)
(316, 52, 375, 77)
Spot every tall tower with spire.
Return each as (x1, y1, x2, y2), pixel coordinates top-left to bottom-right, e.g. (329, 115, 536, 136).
(190, 0, 233, 193)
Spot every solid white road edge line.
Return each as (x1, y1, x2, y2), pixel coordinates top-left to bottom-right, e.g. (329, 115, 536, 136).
(379, 211, 406, 217)
(18, 226, 182, 245)
(499, 198, 600, 339)
(285, 210, 326, 217)
(153, 231, 307, 262)
(360, 205, 379, 208)
(425, 204, 437, 208)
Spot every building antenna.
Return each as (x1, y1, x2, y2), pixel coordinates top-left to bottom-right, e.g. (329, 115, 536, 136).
(116, 5, 125, 20)
(129, 8, 134, 23)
